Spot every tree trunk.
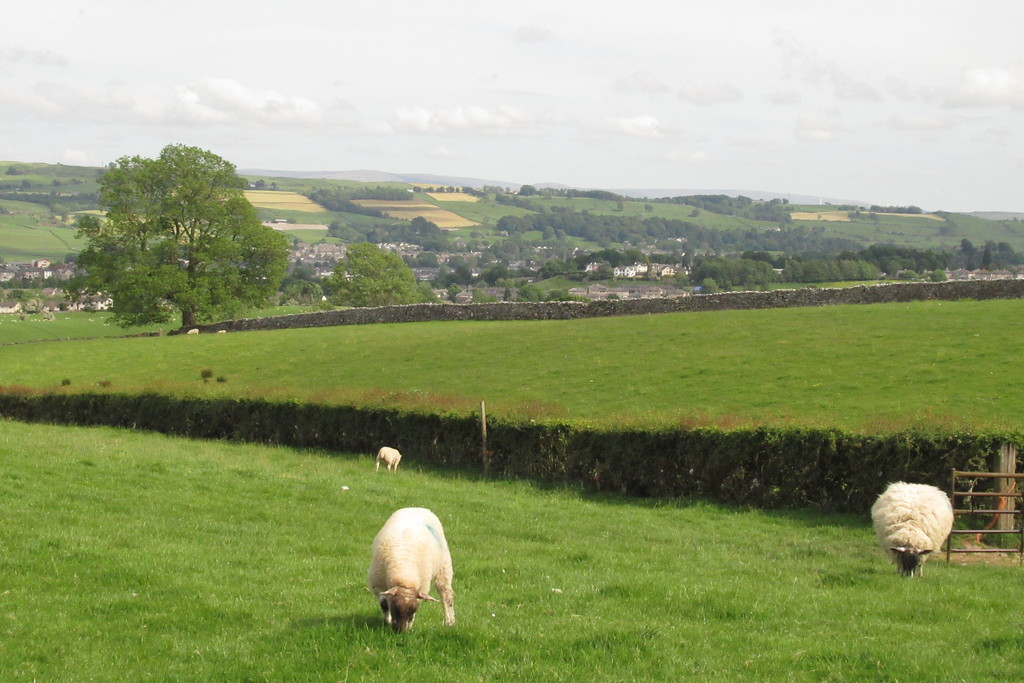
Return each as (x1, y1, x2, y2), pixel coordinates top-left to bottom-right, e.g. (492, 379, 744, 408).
(181, 308, 197, 329)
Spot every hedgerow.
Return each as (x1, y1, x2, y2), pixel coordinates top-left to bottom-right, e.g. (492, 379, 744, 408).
(1, 388, 1017, 512)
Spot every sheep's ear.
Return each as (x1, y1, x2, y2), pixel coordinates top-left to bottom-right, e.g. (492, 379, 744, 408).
(920, 549, 933, 556)
(418, 592, 439, 603)
(379, 587, 399, 598)
(890, 546, 909, 553)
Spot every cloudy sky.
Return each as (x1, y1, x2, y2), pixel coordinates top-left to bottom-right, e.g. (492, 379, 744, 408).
(3, 1, 1023, 211)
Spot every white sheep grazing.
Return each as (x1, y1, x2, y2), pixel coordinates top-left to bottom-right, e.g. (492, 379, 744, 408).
(367, 507, 455, 633)
(375, 446, 402, 472)
(186, 328, 199, 335)
(871, 482, 953, 577)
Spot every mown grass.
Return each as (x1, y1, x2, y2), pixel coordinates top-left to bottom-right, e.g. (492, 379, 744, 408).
(0, 419, 1020, 681)
(0, 308, 320, 344)
(3, 299, 1024, 431)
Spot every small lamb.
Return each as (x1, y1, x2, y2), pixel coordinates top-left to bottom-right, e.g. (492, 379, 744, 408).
(375, 446, 402, 472)
(871, 481, 954, 577)
(367, 507, 455, 633)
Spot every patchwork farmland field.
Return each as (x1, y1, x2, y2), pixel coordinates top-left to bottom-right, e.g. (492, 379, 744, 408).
(426, 192, 479, 202)
(791, 210, 946, 222)
(243, 190, 326, 212)
(351, 199, 477, 228)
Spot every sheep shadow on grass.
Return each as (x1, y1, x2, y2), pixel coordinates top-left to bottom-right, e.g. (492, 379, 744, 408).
(289, 613, 380, 631)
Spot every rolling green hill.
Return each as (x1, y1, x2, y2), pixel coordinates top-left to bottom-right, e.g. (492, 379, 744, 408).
(3, 160, 1023, 262)
(0, 201, 85, 262)
(4, 298, 1023, 432)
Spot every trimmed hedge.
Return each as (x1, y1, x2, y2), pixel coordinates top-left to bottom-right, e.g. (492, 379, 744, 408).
(1, 389, 1019, 512)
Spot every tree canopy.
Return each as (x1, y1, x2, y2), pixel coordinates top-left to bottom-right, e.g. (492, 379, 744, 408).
(329, 242, 435, 307)
(75, 144, 289, 328)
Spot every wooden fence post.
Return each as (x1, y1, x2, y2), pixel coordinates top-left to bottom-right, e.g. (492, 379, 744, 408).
(481, 401, 489, 477)
(997, 443, 1018, 531)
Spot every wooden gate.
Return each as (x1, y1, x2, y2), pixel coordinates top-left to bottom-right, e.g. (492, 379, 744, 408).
(947, 466, 1024, 565)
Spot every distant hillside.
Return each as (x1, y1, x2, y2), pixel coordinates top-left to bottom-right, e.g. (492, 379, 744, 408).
(604, 188, 870, 207)
(240, 168, 521, 190)
(240, 168, 870, 206)
(968, 211, 1024, 221)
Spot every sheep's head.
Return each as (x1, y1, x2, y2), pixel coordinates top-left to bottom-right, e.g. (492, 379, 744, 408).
(379, 586, 439, 633)
(891, 546, 932, 576)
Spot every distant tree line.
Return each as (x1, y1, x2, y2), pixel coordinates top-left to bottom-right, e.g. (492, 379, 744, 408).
(653, 194, 795, 224)
(954, 238, 1021, 270)
(495, 211, 860, 253)
(306, 185, 410, 212)
(327, 216, 454, 252)
(0, 190, 100, 218)
(869, 205, 923, 214)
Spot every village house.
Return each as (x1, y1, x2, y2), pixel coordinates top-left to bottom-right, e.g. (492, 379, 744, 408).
(0, 261, 75, 283)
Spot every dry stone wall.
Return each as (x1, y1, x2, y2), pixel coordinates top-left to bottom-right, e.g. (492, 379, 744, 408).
(178, 279, 1024, 334)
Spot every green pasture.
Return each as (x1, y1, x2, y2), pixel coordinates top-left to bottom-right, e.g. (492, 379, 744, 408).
(794, 212, 1024, 252)
(240, 175, 409, 194)
(422, 198, 535, 225)
(3, 299, 1023, 432)
(0, 307, 324, 344)
(0, 312, 165, 343)
(276, 229, 342, 244)
(0, 161, 102, 193)
(0, 419, 1018, 680)
(0, 212, 83, 262)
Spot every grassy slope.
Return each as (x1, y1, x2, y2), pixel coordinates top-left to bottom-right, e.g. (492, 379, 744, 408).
(0, 200, 84, 262)
(3, 299, 1023, 431)
(4, 161, 1022, 254)
(0, 419, 1019, 681)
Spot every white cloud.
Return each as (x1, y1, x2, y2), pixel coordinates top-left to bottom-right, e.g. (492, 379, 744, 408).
(887, 114, 949, 132)
(677, 83, 742, 106)
(972, 127, 1012, 145)
(0, 82, 64, 117)
(426, 146, 461, 160)
(174, 79, 324, 126)
(61, 149, 90, 165)
(391, 105, 544, 136)
(773, 31, 881, 101)
(0, 78, 325, 128)
(604, 115, 666, 139)
(945, 67, 1024, 109)
(513, 24, 555, 43)
(796, 111, 839, 142)
(664, 149, 711, 163)
(613, 70, 671, 94)
(0, 47, 68, 67)
(767, 90, 802, 105)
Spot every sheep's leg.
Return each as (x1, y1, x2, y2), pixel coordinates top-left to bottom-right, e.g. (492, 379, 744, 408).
(436, 563, 456, 626)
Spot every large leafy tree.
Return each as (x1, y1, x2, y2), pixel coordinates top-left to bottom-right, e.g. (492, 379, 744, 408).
(76, 144, 289, 328)
(330, 242, 434, 307)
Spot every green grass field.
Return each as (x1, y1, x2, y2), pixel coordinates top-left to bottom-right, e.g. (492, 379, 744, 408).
(0, 201, 85, 262)
(0, 311, 166, 343)
(3, 299, 1023, 431)
(0, 307, 328, 345)
(0, 419, 1019, 680)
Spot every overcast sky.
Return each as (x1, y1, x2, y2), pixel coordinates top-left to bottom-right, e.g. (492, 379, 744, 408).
(3, 1, 1023, 211)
